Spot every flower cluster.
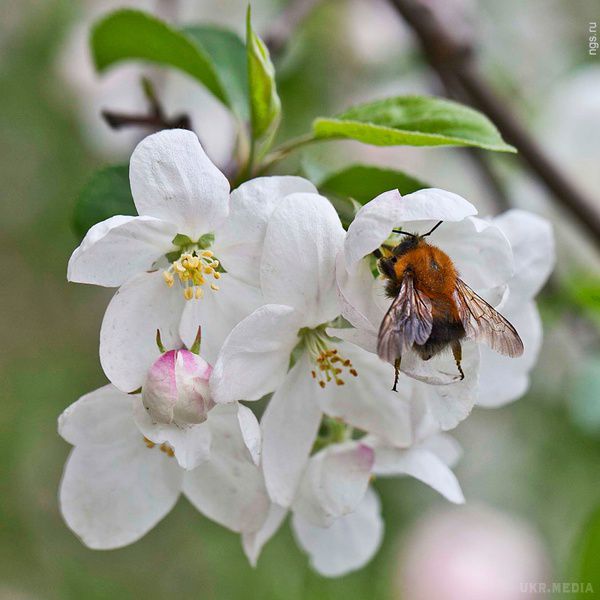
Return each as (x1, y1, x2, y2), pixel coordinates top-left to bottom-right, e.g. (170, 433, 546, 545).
(60, 129, 554, 576)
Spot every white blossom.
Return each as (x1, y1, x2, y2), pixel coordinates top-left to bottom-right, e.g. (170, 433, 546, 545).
(210, 192, 419, 508)
(242, 433, 464, 577)
(334, 188, 552, 434)
(58, 385, 268, 548)
(67, 129, 317, 392)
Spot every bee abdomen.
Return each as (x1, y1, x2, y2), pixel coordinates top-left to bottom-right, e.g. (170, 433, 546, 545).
(414, 318, 465, 360)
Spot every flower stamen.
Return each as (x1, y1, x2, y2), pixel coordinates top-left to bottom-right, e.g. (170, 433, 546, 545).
(163, 249, 221, 300)
(143, 436, 175, 458)
(302, 327, 358, 388)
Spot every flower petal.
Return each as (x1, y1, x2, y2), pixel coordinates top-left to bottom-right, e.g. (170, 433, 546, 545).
(335, 250, 384, 334)
(210, 304, 304, 404)
(132, 398, 212, 470)
(292, 442, 374, 527)
(329, 326, 378, 355)
(183, 404, 270, 533)
(179, 274, 264, 365)
(291, 487, 384, 578)
(261, 193, 345, 326)
(129, 129, 230, 239)
(60, 437, 183, 549)
(242, 503, 288, 567)
(417, 433, 463, 468)
(344, 189, 477, 269)
(316, 341, 413, 447)
(371, 445, 464, 504)
(67, 216, 178, 287)
(477, 301, 542, 407)
(214, 176, 318, 286)
(100, 271, 184, 393)
(237, 403, 262, 466)
(58, 385, 138, 447)
(261, 353, 323, 507)
(494, 209, 555, 305)
(400, 339, 479, 388)
(399, 342, 480, 437)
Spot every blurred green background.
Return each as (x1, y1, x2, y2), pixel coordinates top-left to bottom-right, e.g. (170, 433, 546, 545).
(2, 0, 600, 598)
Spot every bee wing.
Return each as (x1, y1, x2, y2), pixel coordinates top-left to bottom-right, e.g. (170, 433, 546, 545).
(377, 272, 433, 363)
(453, 278, 524, 357)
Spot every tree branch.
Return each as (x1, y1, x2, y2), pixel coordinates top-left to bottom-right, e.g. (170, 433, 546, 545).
(102, 77, 192, 133)
(387, 0, 600, 247)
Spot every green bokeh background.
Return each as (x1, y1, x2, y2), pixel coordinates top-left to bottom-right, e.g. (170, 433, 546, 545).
(2, 1, 600, 598)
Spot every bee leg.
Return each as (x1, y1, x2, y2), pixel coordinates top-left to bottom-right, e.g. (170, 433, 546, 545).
(392, 357, 401, 392)
(451, 341, 465, 381)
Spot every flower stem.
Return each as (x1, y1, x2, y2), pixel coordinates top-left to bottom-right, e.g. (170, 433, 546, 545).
(255, 133, 319, 175)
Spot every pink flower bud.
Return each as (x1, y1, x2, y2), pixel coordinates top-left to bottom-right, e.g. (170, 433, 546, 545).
(142, 350, 214, 427)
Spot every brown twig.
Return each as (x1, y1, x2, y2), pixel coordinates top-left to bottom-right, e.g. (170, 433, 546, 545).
(102, 110, 191, 131)
(387, 0, 600, 247)
(102, 77, 192, 133)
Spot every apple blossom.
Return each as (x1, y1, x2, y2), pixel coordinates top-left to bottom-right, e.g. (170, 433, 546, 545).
(210, 192, 422, 508)
(67, 129, 317, 392)
(242, 432, 464, 577)
(58, 385, 268, 548)
(142, 347, 214, 427)
(333, 187, 553, 434)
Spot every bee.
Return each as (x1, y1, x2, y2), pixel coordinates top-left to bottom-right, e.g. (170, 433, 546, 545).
(377, 221, 524, 391)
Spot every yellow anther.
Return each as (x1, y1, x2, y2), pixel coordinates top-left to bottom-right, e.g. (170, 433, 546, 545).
(162, 245, 223, 300)
(143, 436, 156, 449)
(160, 443, 175, 457)
(303, 329, 358, 388)
(163, 271, 174, 287)
(210, 283, 220, 291)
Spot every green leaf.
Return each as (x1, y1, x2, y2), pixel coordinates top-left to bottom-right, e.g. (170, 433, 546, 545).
(317, 164, 428, 204)
(198, 233, 215, 249)
(73, 165, 135, 239)
(313, 96, 516, 152)
(570, 505, 600, 598)
(91, 10, 248, 117)
(183, 25, 248, 120)
(172, 234, 194, 247)
(246, 7, 281, 139)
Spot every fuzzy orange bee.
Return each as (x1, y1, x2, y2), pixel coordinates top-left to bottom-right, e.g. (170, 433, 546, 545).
(377, 221, 524, 391)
